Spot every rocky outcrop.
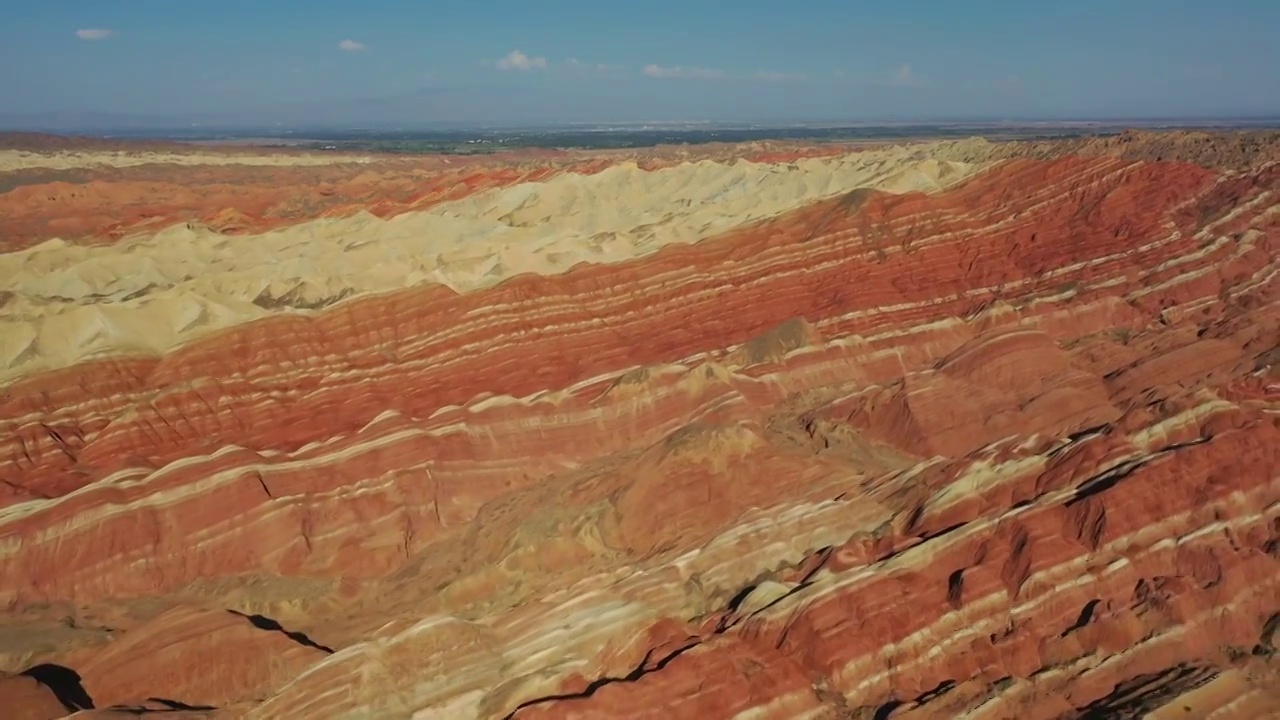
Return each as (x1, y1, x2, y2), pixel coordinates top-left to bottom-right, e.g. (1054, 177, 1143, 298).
(0, 139, 856, 252)
(999, 128, 1280, 169)
(0, 133, 1275, 718)
(76, 605, 330, 709)
(0, 671, 70, 720)
(0, 139, 989, 384)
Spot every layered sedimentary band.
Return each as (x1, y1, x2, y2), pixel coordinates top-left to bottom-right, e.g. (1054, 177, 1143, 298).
(0, 133, 1276, 719)
(0, 139, 987, 382)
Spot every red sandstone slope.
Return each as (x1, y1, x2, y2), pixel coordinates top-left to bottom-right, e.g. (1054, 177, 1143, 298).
(0, 141, 847, 251)
(0, 134, 1276, 719)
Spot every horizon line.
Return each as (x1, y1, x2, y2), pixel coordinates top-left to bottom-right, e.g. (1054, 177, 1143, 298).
(3, 115, 1279, 137)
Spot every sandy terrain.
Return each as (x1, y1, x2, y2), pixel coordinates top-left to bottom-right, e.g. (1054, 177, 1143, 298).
(0, 138, 992, 383)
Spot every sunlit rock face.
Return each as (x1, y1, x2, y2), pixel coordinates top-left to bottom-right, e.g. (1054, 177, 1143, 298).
(0, 132, 1276, 719)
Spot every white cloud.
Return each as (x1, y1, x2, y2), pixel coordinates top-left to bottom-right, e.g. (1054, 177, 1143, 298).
(495, 49, 547, 71)
(642, 64, 724, 79)
(75, 28, 113, 40)
(338, 39, 366, 52)
(889, 63, 925, 88)
(753, 70, 807, 83)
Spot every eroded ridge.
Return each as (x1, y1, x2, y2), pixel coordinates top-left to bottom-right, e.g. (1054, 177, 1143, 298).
(0, 138, 989, 383)
(0, 133, 1276, 719)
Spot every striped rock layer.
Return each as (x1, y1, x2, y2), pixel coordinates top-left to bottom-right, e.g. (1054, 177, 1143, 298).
(0, 134, 1276, 719)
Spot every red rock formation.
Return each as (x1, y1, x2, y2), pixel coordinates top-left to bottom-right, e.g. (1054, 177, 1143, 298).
(76, 605, 329, 709)
(827, 329, 1122, 458)
(5, 155, 1258, 500)
(0, 141, 849, 251)
(0, 672, 68, 720)
(0, 134, 1275, 718)
(1001, 128, 1280, 169)
(0, 162, 576, 250)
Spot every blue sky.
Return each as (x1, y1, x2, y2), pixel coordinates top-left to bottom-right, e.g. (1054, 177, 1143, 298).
(2, 0, 1278, 126)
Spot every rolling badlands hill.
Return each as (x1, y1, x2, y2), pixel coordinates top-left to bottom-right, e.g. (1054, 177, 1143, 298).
(0, 132, 1276, 719)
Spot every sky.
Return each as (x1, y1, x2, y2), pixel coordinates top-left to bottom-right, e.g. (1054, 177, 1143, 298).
(1, 0, 1278, 128)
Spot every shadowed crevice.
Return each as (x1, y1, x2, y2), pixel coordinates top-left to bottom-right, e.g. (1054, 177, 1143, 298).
(1065, 435, 1212, 507)
(1255, 613, 1279, 656)
(501, 639, 702, 719)
(148, 697, 218, 711)
(20, 663, 95, 712)
(105, 697, 220, 715)
(724, 584, 758, 614)
(873, 698, 904, 720)
(1061, 598, 1103, 637)
(1074, 664, 1217, 719)
(227, 609, 335, 654)
(947, 569, 965, 609)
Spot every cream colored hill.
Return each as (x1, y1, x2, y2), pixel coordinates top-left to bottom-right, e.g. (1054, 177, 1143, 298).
(0, 139, 998, 383)
(0, 149, 374, 171)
